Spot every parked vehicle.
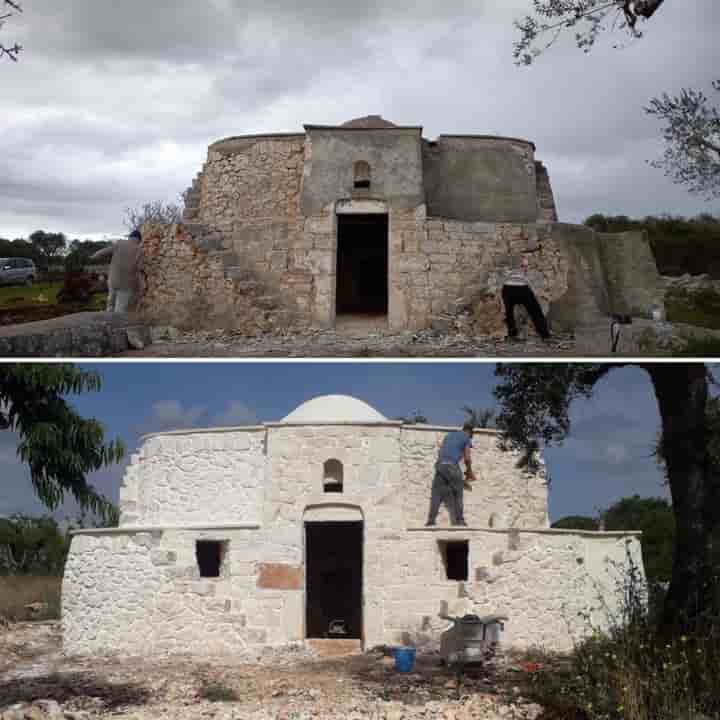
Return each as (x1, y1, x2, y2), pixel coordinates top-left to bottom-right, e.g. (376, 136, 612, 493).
(0, 257, 37, 286)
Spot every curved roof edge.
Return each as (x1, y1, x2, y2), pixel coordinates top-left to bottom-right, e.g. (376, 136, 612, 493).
(209, 133, 306, 150)
(304, 124, 423, 132)
(139, 422, 501, 443)
(434, 134, 536, 150)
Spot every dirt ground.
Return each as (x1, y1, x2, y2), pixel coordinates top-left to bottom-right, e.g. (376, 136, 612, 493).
(1, 623, 546, 720)
(120, 326, 577, 358)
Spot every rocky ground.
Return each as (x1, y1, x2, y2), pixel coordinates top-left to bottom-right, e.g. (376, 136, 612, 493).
(120, 325, 577, 358)
(1, 623, 547, 720)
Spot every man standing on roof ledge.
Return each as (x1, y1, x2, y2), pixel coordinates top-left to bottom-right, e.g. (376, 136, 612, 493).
(426, 421, 476, 527)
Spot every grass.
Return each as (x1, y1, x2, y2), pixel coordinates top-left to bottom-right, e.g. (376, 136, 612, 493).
(666, 288, 720, 330)
(0, 576, 62, 622)
(198, 682, 239, 702)
(0, 282, 62, 308)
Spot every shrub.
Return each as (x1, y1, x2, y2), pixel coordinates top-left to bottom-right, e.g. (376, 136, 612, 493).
(520, 551, 720, 720)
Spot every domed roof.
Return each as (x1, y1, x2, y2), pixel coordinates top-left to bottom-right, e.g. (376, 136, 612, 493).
(282, 395, 388, 423)
(340, 115, 398, 129)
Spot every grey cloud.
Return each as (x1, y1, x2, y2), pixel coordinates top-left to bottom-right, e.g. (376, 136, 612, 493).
(212, 401, 258, 427)
(2, 0, 719, 237)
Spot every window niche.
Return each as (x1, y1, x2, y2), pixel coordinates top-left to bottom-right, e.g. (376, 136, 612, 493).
(353, 161, 371, 190)
(438, 540, 469, 581)
(196, 540, 227, 578)
(323, 459, 344, 493)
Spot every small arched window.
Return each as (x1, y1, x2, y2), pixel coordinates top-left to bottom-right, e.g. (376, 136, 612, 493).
(323, 459, 344, 493)
(353, 161, 371, 189)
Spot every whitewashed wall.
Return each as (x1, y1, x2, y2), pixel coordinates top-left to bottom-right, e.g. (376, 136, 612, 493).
(63, 423, 642, 657)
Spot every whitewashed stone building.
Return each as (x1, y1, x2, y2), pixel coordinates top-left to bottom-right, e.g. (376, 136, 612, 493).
(63, 395, 643, 656)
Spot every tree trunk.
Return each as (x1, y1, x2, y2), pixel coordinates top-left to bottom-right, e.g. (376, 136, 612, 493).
(645, 363, 720, 626)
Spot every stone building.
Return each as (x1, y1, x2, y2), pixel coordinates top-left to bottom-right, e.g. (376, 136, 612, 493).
(63, 395, 643, 656)
(137, 116, 664, 335)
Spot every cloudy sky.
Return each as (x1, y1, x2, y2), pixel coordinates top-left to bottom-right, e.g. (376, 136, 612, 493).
(1, 0, 719, 240)
(0, 362, 670, 524)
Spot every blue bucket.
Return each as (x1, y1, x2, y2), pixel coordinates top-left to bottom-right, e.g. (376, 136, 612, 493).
(392, 646, 416, 673)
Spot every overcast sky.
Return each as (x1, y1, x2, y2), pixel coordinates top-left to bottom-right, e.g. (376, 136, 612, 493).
(1, 0, 719, 240)
(0, 362, 670, 524)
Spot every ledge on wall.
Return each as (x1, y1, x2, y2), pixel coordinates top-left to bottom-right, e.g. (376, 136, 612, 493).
(70, 522, 262, 536)
(407, 526, 642, 537)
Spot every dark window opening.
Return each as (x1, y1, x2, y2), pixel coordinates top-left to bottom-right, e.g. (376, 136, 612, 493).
(440, 541, 469, 581)
(336, 213, 388, 316)
(323, 459, 344, 493)
(306, 521, 363, 640)
(196, 540, 225, 578)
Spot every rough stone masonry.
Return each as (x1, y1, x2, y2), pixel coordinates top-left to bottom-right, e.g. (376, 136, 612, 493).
(136, 116, 664, 336)
(63, 395, 644, 657)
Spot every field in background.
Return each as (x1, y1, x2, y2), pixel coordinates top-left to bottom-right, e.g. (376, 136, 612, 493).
(0, 576, 62, 621)
(0, 282, 62, 307)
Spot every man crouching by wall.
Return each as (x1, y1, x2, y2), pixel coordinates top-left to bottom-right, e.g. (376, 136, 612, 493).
(91, 229, 141, 313)
(501, 253, 550, 342)
(426, 421, 476, 527)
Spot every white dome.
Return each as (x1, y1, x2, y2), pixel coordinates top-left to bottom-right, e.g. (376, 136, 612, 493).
(282, 395, 388, 423)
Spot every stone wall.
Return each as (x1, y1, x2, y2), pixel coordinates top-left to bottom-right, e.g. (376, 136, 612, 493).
(58, 422, 610, 658)
(137, 223, 297, 333)
(379, 529, 643, 651)
(137, 127, 664, 335)
(401, 427, 548, 528)
(62, 525, 643, 656)
(423, 136, 538, 223)
(391, 217, 568, 334)
(119, 428, 266, 526)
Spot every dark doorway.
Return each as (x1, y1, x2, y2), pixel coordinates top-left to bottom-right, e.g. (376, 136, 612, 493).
(336, 214, 388, 315)
(305, 521, 363, 640)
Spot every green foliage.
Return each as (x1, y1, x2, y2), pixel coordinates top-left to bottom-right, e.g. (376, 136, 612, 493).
(552, 515, 600, 531)
(0, 237, 43, 266)
(28, 230, 66, 267)
(583, 212, 720, 278)
(493, 363, 610, 450)
(0, 364, 125, 521)
(0, 515, 69, 575)
(462, 406, 496, 428)
(603, 495, 675, 586)
(646, 80, 720, 199)
(68, 239, 112, 264)
(198, 683, 239, 702)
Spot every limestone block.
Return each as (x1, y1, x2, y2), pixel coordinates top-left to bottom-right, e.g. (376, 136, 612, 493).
(257, 563, 303, 590)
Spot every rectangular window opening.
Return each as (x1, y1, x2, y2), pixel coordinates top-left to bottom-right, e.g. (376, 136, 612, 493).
(196, 540, 226, 578)
(440, 540, 469, 581)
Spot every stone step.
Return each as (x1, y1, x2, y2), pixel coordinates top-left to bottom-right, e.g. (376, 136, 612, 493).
(306, 639, 362, 657)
